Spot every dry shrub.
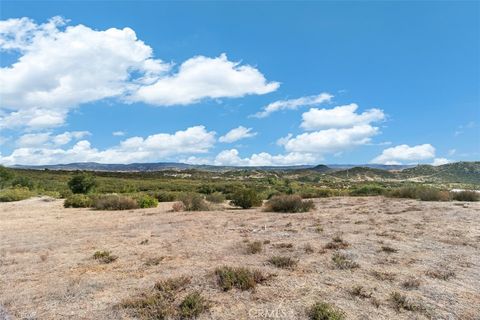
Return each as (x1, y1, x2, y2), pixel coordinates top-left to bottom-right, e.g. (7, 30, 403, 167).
(215, 266, 267, 291)
(389, 291, 424, 312)
(205, 192, 226, 203)
(264, 194, 315, 213)
(245, 241, 263, 254)
(332, 252, 359, 270)
(93, 250, 117, 264)
(93, 194, 138, 210)
(451, 190, 479, 202)
(171, 202, 185, 212)
(324, 236, 349, 250)
(178, 192, 210, 211)
(268, 256, 297, 269)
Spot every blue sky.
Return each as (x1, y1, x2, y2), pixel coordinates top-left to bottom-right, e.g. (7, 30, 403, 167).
(0, 1, 478, 166)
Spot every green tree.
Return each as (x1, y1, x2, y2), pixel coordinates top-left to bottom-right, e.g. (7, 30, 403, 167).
(68, 172, 96, 194)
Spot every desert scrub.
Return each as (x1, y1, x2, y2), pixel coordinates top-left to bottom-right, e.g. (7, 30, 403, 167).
(178, 192, 210, 211)
(64, 194, 93, 208)
(324, 236, 349, 250)
(349, 184, 385, 196)
(93, 250, 117, 264)
(245, 241, 263, 254)
(268, 256, 297, 269)
(154, 276, 191, 294)
(402, 277, 421, 289)
(389, 291, 423, 312)
(0, 187, 35, 202)
(215, 266, 267, 291)
(135, 194, 158, 208)
(153, 190, 177, 202)
(331, 252, 359, 269)
(93, 194, 138, 210)
(426, 268, 455, 280)
(451, 190, 479, 201)
(230, 188, 263, 209)
(205, 192, 226, 203)
(308, 302, 345, 320)
(388, 186, 450, 201)
(179, 291, 209, 319)
(264, 194, 315, 213)
(349, 285, 372, 299)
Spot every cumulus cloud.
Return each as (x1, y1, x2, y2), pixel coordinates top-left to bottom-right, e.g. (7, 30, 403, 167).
(282, 125, 380, 154)
(212, 149, 317, 166)
(371, 144, 436, 164)
(301, 103, 385, 130)
(0, 126, 215, 165)
(0, 17, 278, 130)
(219, 126, 257, 143)
(131, 54, 279, 106)
(252, 93, 333, 118)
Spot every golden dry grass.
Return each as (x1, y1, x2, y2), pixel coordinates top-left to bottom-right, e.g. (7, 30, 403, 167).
(0, 196, 479, 319)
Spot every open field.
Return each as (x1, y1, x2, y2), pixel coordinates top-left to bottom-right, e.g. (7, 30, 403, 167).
(1, 196, 479, 319)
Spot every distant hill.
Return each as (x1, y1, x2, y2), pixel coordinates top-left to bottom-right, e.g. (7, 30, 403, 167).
(328, 166, 397, 180)
(400, 162, 480, 184)
(9, 161, 480, 185)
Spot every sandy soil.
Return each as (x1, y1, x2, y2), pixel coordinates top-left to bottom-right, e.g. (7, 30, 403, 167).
(1, 196, 479, 320)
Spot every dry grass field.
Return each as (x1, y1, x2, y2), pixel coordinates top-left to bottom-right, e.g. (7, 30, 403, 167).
(1, 196, 479, 320)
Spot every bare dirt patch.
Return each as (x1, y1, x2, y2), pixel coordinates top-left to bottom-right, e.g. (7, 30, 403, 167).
(1, 196, 479, 319)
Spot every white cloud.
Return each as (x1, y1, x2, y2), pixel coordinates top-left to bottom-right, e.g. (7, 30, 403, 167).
(219, 126, 257, 143)
(16, 131, 90, 147)
(432, 158, 451, 166)
(112, 131, 126, 136)
(371, 144, 436, 164)
(0, 17, 278, 130)
(212, 149, 317, 166)
(252, 93, 333, 118)
(1, 126, 215, 165)
(301, 103, 385, 130)
(131, 54, 279, 106)
(282, 125, 380, 154)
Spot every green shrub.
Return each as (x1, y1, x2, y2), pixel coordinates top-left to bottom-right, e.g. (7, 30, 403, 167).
(0, 166, 14, 187)
(264, 194, 315, 213)
(136, 194, 159, 208)
(215, 266, 267, 291)
(451, 190, 479, 202)
(93, 194, 138, 210)
(230, 188, 263, 209)
(153, 191, 177, 202)
(177, 192, 209, 211)
(388, 186, 450, 201)
(64, 194, 93, 208)
(349, 184, 385, 196)
(11, 176, 34, 189)
(68, 172, 96, 194)
(0, 187, 35, 202)
(179, 291, 209, 319)
(206, 192, 226, 203)
(308, 302, 345, 320)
